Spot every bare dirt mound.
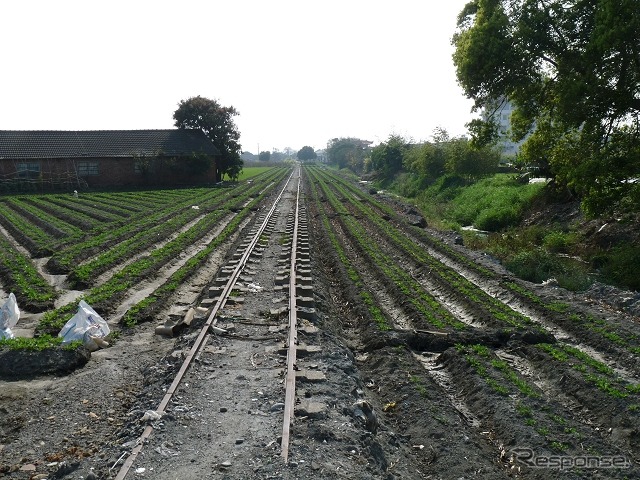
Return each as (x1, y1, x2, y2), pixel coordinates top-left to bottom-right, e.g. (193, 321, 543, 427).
(0, 346, 91, 378)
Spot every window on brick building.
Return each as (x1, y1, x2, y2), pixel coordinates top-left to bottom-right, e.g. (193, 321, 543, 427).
(77, 161, 99, 176)
(17, 162, 40, 179)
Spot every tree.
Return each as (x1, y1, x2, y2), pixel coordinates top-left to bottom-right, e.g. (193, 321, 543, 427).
(370, 135, 407, 179)
(258, 151, 271, 162)
(326, 137, 372, 172)
(404, 128, 450, 179)
(443, 137, 500, 179)
(270, 149, 286, 162)
(452, 0, 640, 215)
(404, 129, 499, 181)
(173, 96, 243, 181)
(405, 145, 446, 181)
(297, 146, 317, 161)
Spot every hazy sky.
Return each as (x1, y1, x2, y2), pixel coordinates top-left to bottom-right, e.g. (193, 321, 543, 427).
(1, 1, 475, 154)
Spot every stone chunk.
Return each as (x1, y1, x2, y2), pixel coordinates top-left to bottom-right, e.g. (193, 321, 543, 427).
(295, 369, 326, 382)
(295, 401, 326, 419)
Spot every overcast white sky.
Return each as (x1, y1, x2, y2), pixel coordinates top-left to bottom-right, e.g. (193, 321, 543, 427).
(1, 1, 475, 154)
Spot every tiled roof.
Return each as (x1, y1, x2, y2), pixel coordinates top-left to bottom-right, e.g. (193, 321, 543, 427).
(0, 130, 219, 159)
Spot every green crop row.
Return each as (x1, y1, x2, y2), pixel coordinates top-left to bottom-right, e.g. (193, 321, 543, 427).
(312, 170, 456, 328)
(0, 334, 81, 351)
(121, 176, 286, 326)
(4, 198, 81, 238)
(41, 196, 131, 224)
(60, 194, 137, 217)
(24, 196, 110, 230)
(536, 343, 640, 400)
(336, 175, 531, 327)
(48, 170, 282, 273)
(342, 212, 463, 330)
(507, 281, 640, 357)
(0, 202, 56, 256)
(74, 193, 145, 214)
(453, 344, 591, 452)
(0, 235, 56, 306)
(309, 167, 530, 330)
(305, 170, 391, 330)
(68, 206, 210, 287)
(28, 195, 132, 227)
(37, 168, 290, 334)
(89, 190, 175, 210)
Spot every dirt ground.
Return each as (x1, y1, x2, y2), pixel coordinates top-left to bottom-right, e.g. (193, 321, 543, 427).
(1, 170, 638, 479)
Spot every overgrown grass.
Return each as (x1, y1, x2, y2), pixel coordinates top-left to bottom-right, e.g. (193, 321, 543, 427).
(416, 174, 545, 231)
(463, 225, 594, 291)
(505, 249, 593, 290)
(592, 244, 640, 291)
(236, 166, 274, 181)
(388, 171, 638, 292)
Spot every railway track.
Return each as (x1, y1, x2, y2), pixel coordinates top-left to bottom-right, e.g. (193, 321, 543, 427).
(3, 165, 638, 479)
(114, 167, 315, 478)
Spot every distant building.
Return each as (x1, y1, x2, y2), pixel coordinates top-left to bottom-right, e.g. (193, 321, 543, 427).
(485, 99, 528, 158)
(0, 129, 219, 191)
(315, 149, 327, 163)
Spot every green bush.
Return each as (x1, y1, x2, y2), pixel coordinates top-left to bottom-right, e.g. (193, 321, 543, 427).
(505, 248, 593, 291)
(419, 175, 467, 201)
(390, 173, 433, 198)
(505, 249, 562, 284)
(475, 204, 521, 231)
(594, 245, 640, 291)
(444, 175, 544, 231)
(543, 231, 577, 253)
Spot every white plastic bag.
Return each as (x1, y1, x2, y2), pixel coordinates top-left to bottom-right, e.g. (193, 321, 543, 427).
(59, 300, 110, 351)
(0, 293, 20, 340)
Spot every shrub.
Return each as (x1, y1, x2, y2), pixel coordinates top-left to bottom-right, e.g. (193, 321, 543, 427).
(505, 248, 593, 290)
(475, 205, 520, 231)
(543, 231, 577, 253)
(594, 245, 640, 291)
(419, 174, 545, 231)
(506, 249, 562, 284)
(390, 173, 433, 198)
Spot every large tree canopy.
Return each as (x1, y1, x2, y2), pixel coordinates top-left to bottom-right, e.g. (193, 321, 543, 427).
(453, 0, 640, 215)
(296, 146, 317, 161)
(326, 137, 372, 172)
(173, 96, 243, 181)
(370, 135, 407, 178)
(258, 150, 271, 162)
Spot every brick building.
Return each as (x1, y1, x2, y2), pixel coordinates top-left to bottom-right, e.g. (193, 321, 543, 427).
(0, 129, 219, 191)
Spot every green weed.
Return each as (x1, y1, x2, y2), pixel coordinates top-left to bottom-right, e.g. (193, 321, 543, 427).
(549, 441, 568, 452)
(0, 335, 81, 351)
(537, 343, 569, 362)
(515, 401, 533, 417)
(409, 375, 429, 397)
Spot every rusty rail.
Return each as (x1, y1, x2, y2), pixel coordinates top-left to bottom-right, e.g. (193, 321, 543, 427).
(281, 170, 301, 463)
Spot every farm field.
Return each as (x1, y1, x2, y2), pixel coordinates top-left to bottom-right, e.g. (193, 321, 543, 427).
(0, 164, 638, 479)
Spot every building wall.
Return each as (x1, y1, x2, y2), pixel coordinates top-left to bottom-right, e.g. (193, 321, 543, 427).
(0, 156, 217, 189)
(493, 100, 528, 159)
(481, 98, 529, 159)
